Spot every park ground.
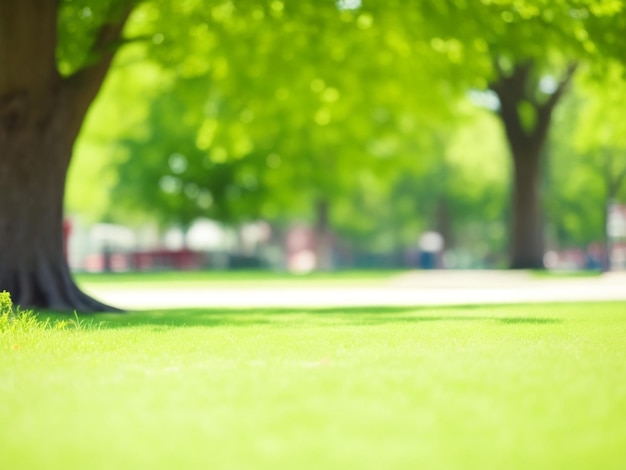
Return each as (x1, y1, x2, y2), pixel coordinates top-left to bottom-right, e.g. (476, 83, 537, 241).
(1, 270, 625, 469)
(78, 269, 626, 309)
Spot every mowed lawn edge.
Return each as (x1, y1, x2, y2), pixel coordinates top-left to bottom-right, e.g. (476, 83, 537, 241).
(1, 301, 625, 470)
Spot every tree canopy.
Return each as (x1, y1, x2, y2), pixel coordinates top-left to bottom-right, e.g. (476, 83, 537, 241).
(82, 0, 626, 266)
(2, 0, 626, 310)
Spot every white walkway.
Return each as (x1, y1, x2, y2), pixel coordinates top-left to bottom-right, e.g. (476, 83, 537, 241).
(83, 271, 626, 310)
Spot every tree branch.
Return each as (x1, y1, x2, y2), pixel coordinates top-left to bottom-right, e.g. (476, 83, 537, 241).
(535, 63, 578, 132)
(62, 4, 135, 140)
(547, 63, 577, 109)
(489, 61, 533, 150)
(489, 60, 532, 99)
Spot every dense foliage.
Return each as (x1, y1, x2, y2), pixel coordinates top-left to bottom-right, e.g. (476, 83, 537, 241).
(63, 0, 626, 266)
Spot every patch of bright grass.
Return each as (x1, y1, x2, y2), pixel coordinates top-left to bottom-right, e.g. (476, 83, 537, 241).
(1, 301, 626, 469)
(530, 269, 603, 278)
(0, 291, 104, 334)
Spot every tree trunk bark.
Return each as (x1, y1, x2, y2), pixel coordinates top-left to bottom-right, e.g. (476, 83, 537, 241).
(510, 148, 544, 269)
(0, 1, 130, 311)
(313, 198, 334, 271)
(491, 62, 576, 270)
(0, 91, 118, 312)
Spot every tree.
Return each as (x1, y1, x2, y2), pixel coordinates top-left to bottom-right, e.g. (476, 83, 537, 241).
(107, 0, 460, 270)
(4, 0, 624, 314)
(544, 90, 606, 253)
(569, 64, 626, 269)
(479, 2, 625, 268)
(450, 3, 582, 268)
(391, 0, 620, 268)
(490, 61, 577, 268)
(0, 0, 134, 311)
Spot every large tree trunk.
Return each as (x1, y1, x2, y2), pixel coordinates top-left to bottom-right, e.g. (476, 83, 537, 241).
(509, 146, 544, 269)
(313, 198, 334, 271)
(0, 0, 131, 312)
(491, 62, 576, 269)
(0, 98, 115, 311)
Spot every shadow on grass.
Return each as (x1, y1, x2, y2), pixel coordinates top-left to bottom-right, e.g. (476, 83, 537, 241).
(40, 304, 563, 329)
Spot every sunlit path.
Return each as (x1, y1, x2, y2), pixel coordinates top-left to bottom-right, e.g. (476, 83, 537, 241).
(82, 270, 626, 310)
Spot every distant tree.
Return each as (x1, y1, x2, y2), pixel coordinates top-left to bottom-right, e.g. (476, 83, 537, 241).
(4, 0, 623, 314)
(549, 62, 626, 269)
(490, 60, 577, 268)
(109, 1, 458, 270)
(386, 0, 622, 268)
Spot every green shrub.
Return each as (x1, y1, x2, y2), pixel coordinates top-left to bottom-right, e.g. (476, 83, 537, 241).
(0, 292, 105, 333)
(0, 290, 12, 317)
(0, 291, 44, 333)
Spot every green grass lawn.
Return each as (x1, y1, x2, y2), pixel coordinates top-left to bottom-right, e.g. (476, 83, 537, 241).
(2, 301, 626, 469)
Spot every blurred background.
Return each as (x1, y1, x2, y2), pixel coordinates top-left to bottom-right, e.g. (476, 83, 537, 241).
(61, 0, 626, 274)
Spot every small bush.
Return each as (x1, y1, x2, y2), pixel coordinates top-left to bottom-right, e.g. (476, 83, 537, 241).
(0, 291, 45, 333)
(0, 290, 13, 316)
(0, 292, 105, 333)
